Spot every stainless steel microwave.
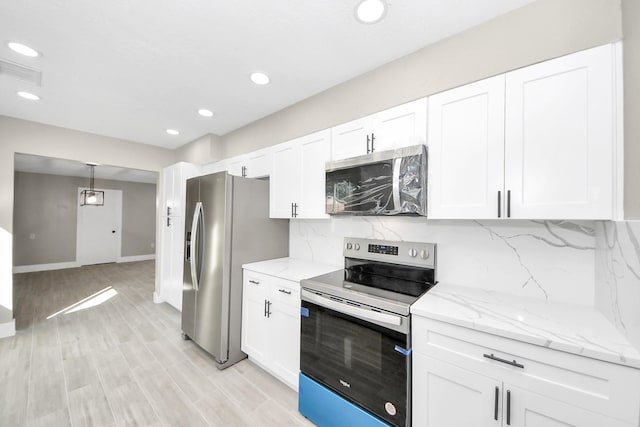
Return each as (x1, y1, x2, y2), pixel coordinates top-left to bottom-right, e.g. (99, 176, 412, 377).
(325, 144, 427, 216)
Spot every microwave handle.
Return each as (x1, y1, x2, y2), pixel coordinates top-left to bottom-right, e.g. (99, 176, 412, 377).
(301, 289, 402, 326)
(392, 158, 401, 210)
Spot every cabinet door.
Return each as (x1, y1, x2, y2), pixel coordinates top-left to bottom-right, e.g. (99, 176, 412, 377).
(270, 303, 301, 390)
(505, 384, 627, 427)
(504, 44, 614, 219)
(241, 275, 269, 363)
(227, 157, 245, 177)
(246, 152, 272, 178)
(298, 130, 330, 219)
(161, 167, 175, 217)
(330, 117, 370, 160)
(165, 215, 184, 310)
(371, 98, 427, 152)
(428, 76, 505, 219)
(413, 354, 501, 427)
(270, 143, 300, 218)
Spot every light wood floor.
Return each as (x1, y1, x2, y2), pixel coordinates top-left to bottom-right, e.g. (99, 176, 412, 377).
(3, 261, 314, 427)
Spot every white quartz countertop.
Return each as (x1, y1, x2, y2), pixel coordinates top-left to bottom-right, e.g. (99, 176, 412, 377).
(411, 283, 640, 369)
(242, 257, 342, 283)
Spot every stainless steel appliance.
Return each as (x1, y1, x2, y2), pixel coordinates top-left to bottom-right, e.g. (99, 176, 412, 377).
(325, 145, 427, 216)
(299, 237, 437, 427)
(182, 172, 289, 369)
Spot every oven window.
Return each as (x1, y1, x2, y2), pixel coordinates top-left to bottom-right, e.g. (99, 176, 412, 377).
(300, 300, 409, 427)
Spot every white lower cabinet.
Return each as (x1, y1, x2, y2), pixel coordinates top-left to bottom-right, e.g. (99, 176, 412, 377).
(412, 317, 640, 427)
(241, 270, 300, 390)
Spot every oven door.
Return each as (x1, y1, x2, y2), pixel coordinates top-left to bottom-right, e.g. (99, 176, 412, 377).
(300, 290, 411, 427)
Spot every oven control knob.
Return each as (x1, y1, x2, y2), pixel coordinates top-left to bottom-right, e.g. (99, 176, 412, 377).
(346, 242, 353, 250)
(420, 249, 430, 259)
(353, 243, 360, 251)
(408, 248, 418, 257)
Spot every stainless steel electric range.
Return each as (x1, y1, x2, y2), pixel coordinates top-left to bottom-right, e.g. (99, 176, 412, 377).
(298, 237, 437, 427)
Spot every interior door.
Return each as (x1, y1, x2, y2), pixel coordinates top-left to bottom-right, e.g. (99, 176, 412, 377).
(76, 188, 122, 265)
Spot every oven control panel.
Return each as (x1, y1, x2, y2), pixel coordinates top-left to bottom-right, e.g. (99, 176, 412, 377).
(343, 237, 436, 268)
(368, 244, 399, 256)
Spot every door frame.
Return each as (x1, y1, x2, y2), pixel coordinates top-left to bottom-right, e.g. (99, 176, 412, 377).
(76, 187, 123, 266)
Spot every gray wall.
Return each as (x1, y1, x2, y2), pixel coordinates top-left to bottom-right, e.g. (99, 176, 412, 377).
(623, 0, 640, 218)
(0, 116, 175, 315)
(13, 172, 157, 266)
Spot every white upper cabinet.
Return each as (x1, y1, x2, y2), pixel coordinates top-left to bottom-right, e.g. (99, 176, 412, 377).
(227, 150, 272, 178)
(270, 129, 330, 219)
(428, 43, 619, 220)
(504, 44, 615, 219)
(330, 117, 370, 160)
(428, 75, 506, 219)
(330, 98, 427, 160)
(371, 98, 428, 152)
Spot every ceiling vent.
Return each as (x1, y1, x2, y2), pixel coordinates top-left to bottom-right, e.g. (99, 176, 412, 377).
(0, 58, 42, 86)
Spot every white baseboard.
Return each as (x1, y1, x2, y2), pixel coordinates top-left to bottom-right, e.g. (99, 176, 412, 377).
(153, 291, 165, 304)
(0, 319, 16, 339)
(117, 254, 156, 263)
(13, 261, 81, 274)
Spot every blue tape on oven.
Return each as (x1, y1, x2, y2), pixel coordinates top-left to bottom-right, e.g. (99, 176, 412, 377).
(300, 307, 309, 317)
(394, 345, 412, 356)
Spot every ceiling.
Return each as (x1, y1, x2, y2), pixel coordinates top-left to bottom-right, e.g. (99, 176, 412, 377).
(0, 0, 533, 150)
(15, 153, 158, 184)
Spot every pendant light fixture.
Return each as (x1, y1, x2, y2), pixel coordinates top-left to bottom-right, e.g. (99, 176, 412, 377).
(80, 163, 104, 206)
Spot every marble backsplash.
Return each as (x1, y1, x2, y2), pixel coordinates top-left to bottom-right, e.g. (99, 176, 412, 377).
(595, 221, 640, 349)
(290, 217, 596, 305)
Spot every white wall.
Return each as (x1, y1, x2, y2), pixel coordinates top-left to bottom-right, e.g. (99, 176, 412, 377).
(291, 218, 596, 305)
(0, 115, 175, 319)
(595, 221, 640, 349)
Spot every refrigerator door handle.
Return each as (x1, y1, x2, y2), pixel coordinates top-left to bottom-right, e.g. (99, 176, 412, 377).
(190, 201, 203, 291)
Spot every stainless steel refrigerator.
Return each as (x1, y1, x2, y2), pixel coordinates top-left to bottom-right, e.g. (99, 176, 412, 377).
(182, 172, 289, 369)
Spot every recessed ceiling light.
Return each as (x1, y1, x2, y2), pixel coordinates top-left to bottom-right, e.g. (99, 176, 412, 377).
(198, 108, 214, 117)
(355, 0, 387, 24)
(166, 129, 180, 136)
(7, 41, 40, 57)
(17, 91, 40, 101)
(250, 72, 270, 85)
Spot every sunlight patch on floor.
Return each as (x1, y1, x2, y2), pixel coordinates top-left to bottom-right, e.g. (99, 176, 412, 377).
(46, 286, 118, 319)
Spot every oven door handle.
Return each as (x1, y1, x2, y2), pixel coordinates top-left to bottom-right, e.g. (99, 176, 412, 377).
(301, 290, 402, 326)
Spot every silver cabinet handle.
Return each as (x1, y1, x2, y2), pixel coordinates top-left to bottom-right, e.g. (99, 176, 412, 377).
(248, 280, 260, 285)
(278, 288, 292, 295)
(483, 353, 524, 369)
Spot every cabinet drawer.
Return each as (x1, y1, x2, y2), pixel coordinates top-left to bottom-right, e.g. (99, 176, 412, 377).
(244, 271, 269, 290)
(412, 316, 640, 424)
(271, 279, 300, 307)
